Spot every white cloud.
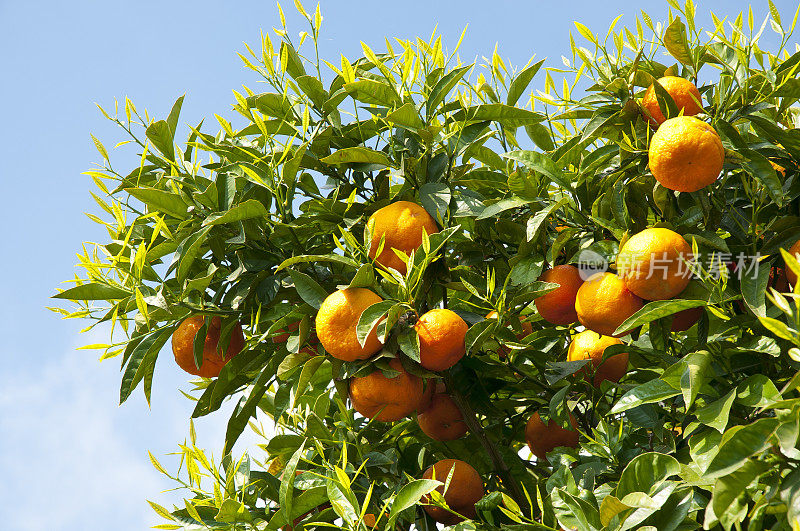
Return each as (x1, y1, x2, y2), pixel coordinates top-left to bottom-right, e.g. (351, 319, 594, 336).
(0, 325, 273, 531)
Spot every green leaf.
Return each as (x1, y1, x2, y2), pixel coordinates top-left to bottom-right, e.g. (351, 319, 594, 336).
(507, 59, 545, 106)
(613, 299, 707, 336)
(420, 182, 451, 223)
(737, 374, 781, 408)
(247, 93, 293, 118)
(503, 150, 572, 191)
(279, 41, 306, 79)
(296, 356, 325, 397)
(345, 78, 401, 106)
(711, 459, 770, 518)
(616, 452, 681, 498)
(741, 148, 785, 207)
(348, 264, 376, 289)
(611, 379, 682, 414)
(295, 75, 327, 108)
(388, 479, 440, 525)
(526, 198, 568, 242)
(427, 65, 471, 118)
(177, 226, 212, 283)
(757, 315, 797, 342)
(397, 328, 421, 363)
(287, 270, 328, 309)
(276, 254, 359, 272)
(145, 120, 176, 160)
(386, 103, 425, 131)
(265, 487, 328, 530)
(215, 499, 253, 523)
(279, 440, 306, 529)
(476, 196, 528, 220)
(681, 350, 711, 410)
(663, 17, 694, 66)
(203, 199, 268, 227)
(119, 327, 172, 404)
(704, 418, 780, 477)
(320, 146, 392, 167)
(452, 104, 544, 128)
(126, 187, 189, 219)
(525, 123, 555, 151)
(166, 94, 185, 139)
(600, 495, 630, 527)
(356, 300, 394, 346)
(695, 390, 736, 433)
(224, 368, 272, 455)
(53, 282, 131, 301)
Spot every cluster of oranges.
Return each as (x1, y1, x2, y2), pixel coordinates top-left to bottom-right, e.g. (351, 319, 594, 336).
(166, 76, 800, 526)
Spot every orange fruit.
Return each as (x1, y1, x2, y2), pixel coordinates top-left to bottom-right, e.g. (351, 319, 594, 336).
(316, 288, 383, 362)
(415, 309, 469, 371)
(349, 358, 427, 422)
(771, 160, 786, 176)
(648, 116, 724, 193)
(417, 393, 468, 441)
(172, 316, 245, 378)
(670, 307, 703, 332)
(535, 265, 584, 325)
(367, 201, 438, 274)
(422, 459, 484, 524)
(567, 330, 628, 386)
(575, 272, 644, 337)
(786, 239, 800, 287)
(363, 514, 376, 527)
(641, 76, 703, 126)
(486, 311, 532, 358)
(616, 228, 692, 300)
(524, 411, 580, 461)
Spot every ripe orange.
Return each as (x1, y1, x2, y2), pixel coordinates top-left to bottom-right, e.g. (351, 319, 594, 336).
(617, 228, 692, 300)
(567, 330, 628, 386)
(417, 393, 468, 441)
(641, 76, 703, 126)
(535, 265, 584, 325)
(349, 358, 427, 422)
(367, 201, 438, 274)
(575, 272, 644, 337)
(172, 316, 245, 378)
(415, 309, 468, 371)
(786, 239, 800, 287)
(422, 459, 484, 524)
(524, 411, 580, 461)
(648, 116, 724, 193)
(486, 311, 532, 358)
(316, 288, 383, 362)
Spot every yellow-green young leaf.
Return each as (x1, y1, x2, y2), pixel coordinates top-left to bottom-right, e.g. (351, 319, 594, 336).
(148, 451, 169, 476)
(90, 134, 109, 161)
(148, 500, 175, 521)
(663, 17, 694, 66)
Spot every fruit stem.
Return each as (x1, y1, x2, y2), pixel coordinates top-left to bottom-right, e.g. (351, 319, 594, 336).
(443, 371, 529, 513)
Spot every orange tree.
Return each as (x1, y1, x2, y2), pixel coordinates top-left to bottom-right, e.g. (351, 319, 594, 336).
(53, 1, 800, 529)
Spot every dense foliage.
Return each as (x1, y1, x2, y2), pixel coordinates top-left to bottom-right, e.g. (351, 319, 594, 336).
(54, 1, 800, 529)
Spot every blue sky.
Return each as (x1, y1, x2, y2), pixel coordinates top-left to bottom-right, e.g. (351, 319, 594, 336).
(0, 0, 794, 529)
